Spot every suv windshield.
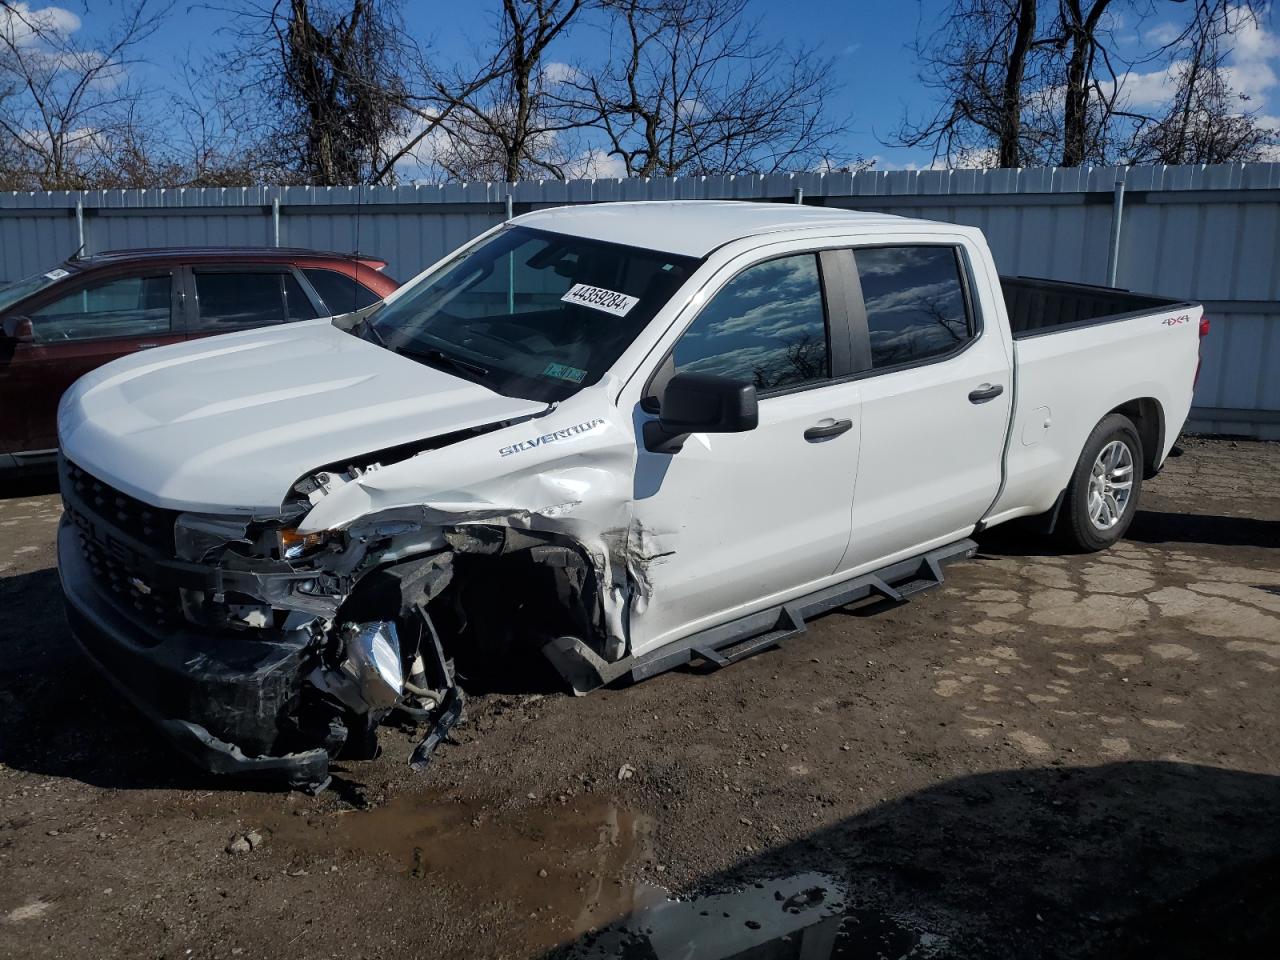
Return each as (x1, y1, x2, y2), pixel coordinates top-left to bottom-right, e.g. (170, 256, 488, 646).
(367, 226, 699, 402)
(0, 266, 75, 315)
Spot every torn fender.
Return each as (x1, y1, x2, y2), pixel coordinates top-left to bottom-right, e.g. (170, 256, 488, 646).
(297, 386, 643, 662)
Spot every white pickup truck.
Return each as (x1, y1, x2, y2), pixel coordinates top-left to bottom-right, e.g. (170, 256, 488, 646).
(55, 201, 1206, 787)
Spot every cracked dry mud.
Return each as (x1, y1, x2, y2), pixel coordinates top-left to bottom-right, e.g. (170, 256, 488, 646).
(1, 436, 1278, 959)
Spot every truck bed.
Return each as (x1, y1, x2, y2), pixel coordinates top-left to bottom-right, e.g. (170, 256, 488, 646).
(1001, 276, 1189, 339)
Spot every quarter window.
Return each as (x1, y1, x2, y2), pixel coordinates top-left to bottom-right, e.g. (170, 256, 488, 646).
(854, 246, 972, 369)
(672, 254, 828, 391)
(31, 274, 172, 343)
(192, 271, 318, 330)
(303, 268, 382, 314)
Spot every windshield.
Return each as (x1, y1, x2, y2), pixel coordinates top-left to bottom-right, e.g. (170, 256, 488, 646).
(0, 266, 74, 315)
(368, 226, 699, 402)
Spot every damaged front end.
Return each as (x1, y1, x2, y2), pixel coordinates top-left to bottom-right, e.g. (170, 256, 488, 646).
(56, 430, 632, 790)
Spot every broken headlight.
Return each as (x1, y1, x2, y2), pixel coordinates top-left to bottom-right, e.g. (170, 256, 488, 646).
(278, 527, 343, 561)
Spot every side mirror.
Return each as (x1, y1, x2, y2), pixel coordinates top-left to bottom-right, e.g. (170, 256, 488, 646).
(1, 316, 33, 343)
(643, 371, 758, 453)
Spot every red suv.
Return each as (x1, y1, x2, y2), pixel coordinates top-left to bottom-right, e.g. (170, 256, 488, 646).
(0, 247, 399, 469)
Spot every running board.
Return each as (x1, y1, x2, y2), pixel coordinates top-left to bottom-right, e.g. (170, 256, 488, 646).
(626, 539, 977, 683)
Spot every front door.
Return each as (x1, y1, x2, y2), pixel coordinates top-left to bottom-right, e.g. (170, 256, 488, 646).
(1, 270, 182, 455)
(628, 251, 862, 657)
(838, 244, 1013, 573)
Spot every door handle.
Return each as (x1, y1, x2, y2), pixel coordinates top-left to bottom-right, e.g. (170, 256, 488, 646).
(968, 383, 1004, 404)
(135, 343, 160, 350)
(804, 418, 853, 442)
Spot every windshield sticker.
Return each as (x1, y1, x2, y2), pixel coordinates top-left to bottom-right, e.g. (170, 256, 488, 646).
(561, 283, 639, 317)
(542, 361, 587, 383)
(499, 418, 606, 458)
(43, 268, 69, 281)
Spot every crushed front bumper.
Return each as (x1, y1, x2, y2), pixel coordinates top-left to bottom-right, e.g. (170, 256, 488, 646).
(57, 519, 330, 789)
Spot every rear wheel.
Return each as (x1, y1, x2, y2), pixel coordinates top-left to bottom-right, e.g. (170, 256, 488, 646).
(1060, 413, 1143, 552)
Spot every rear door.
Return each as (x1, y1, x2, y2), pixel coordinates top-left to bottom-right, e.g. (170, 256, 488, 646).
(837, 242, 1013, 574)
(184, 266, 320, 337)
(2, 268, 182, 454)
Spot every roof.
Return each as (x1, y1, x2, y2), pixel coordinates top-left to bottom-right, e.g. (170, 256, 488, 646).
(69, 247, 385, 267)
(511, 201, 914, 258)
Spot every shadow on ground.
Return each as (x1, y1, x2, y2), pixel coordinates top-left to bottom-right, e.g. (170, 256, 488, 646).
(0, 563, 554, 796)
(0, 469, 58, 500)
(0, 566, 215, 791)
(548, 761, 1280, 960)
(1127, 510, 1280, 550)
(973, 508, 1280, 559)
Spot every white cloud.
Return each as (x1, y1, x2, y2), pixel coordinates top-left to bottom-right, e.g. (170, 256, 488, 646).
(1227, 4, 1280, 59)
(1222, 11, 1280, 103)
(1109, 9, 1280, 113)
(865, 154, 953, 171)
(1145, 21, 1183, 47)
(0, 3, 80, 47)
(542, 61, 581, 85)
(1106, 64, 1182, 110)
(563, 147, 628, 179)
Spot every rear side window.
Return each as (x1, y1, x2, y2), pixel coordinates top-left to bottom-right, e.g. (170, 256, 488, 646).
(31, 274, 172, 343)
(671, 254, 828, 391)
(854, 247, 971, 369)
(192, 271, 318, 330)
(303, 268, 382, 314)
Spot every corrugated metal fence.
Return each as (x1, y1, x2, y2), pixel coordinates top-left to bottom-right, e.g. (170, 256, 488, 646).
(2, 163, 1278, 437)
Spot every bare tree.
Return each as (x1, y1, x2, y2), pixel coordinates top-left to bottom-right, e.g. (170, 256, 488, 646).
(897, 0, 1274, 169)
(166, 59, 283, 185)
(1125, 0, 1275, 164)
(1054, 0, 1114, 166)
(1129, 61, 1276, 162)
(1046, 0, 1273, 165)
(0, 0, 171, 189)
(409, 0, 586, 183)
(893, 0, 1053, 167)
(209, 0, 413, 185)
(558, 0, 848, 177)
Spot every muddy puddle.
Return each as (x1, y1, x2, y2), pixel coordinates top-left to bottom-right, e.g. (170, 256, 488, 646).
(556, 871, 943, 959)
(261, 792, 940, 958)
(264, 791, 660, 949)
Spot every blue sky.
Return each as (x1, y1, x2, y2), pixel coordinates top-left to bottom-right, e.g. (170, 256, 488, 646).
(142, 0, 955, 170)
(30, 1, 1280, 176)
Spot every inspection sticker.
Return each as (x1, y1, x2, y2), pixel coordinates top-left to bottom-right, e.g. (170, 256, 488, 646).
(542, 361, 588, 383)
(560, 283, 639, 317)
(43, 268, 69, 281)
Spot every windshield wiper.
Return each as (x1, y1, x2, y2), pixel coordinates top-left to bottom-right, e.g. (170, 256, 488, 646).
(396, 345, 490, 381)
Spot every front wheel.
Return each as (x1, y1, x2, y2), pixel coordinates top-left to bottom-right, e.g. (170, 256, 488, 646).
(1059, 413, 1143, 552)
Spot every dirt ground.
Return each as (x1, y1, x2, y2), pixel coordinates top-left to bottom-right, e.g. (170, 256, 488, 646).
(1, 436, 1278, 959)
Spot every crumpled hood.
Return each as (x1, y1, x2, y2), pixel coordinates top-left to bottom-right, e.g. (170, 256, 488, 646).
(58, 319, 548, 513)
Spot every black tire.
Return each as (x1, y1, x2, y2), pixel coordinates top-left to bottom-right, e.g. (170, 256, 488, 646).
(1059, 413, 1144, 552)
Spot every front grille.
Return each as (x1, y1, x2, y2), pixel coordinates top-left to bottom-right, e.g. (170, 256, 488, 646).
(61, 459, 178, 554)
(61, 458, 184, 634)
(71, 528, 185, 632)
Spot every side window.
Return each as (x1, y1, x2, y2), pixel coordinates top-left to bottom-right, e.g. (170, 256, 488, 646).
(671, 254, 828, 392)
(854, 246, 972, 369)
(303, 268, 382, 314)
(192, 271, 318, 330)
(31, 275, 172, 343)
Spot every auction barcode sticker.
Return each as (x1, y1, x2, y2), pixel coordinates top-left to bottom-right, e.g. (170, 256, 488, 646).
(561, 283, 639, 317)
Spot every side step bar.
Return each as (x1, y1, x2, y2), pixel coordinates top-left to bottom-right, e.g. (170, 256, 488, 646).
(626, 539, 978, 683)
